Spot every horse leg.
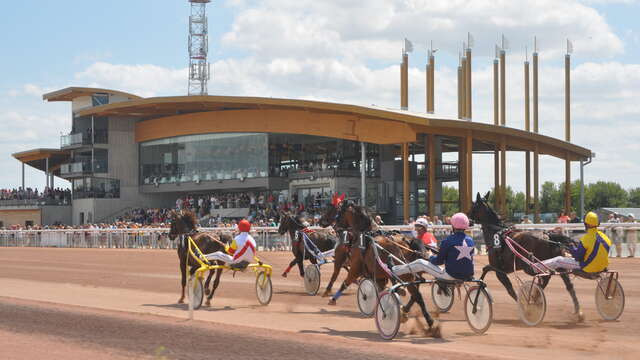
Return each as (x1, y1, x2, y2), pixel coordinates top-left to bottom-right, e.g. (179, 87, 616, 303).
(408, 284, 441, 338)
(323, 246, 347, 297)
(178, 254, 187, 304)
(560, 273, 584, 322)
(495, 271, 518, 301)
(328, 252, 360, 305)
(296, 254, 305, 277)
(282, 258, 297, 278)
(205, 266, 224, 307)
(204, 270, 214, 296)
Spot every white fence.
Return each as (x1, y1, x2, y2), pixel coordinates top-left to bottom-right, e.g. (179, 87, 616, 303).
(0, 223, 638, 257)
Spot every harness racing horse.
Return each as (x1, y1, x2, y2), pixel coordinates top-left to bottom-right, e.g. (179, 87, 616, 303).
(168, 210, 231, 307)
(278, 212, 351, 297)
(468, 192, 584, 321)
(319, 195, 441, 336)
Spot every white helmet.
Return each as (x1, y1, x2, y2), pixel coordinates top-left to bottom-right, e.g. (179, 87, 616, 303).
(414, 218, 430, 229)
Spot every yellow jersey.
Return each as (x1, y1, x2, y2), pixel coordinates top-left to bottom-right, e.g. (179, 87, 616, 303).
(574, 228, 611, 273)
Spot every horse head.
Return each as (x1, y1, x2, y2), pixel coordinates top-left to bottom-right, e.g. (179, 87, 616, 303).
(168, 210, 197, 240)
(277, 212, 304, 235)
(319, 193, 345, 227)
(469, 192, 501, 227)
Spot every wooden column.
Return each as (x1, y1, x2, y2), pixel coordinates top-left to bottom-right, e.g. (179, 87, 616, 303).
(402, 143, 410, 222)
(525, 60, 531, 215)
(534, 144, 540, 223)
(466, 131, 473, 212)
(493, 58, 500, 209)
(457, 62, 464, 119)
(401, 53, 408, 110)
(500, 50, 506, 126)
(428, 53, 435, 113)
(564, 53, 571, 213)
(458, 138, 466, 211)
(533, 51, 540, 222)
(428, 134, 436, 216)
(500, 137, 507, 216)
(465, 48, 472, 120)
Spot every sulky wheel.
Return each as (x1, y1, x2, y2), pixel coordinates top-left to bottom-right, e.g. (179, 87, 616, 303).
(255, 271, 273, 305)
(191, 275, 204, 310)
(303, 264, 321, 296)
(595, 277, 625, 321)
(464, 286, 493, 334)
(357, 278, 378, 317)
(517, 280, 547, 327)
(375, 291, 401, 340)
(431, 281, 455, 313)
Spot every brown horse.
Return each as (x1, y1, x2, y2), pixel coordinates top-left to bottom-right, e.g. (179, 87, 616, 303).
(168, 210, 231, 306)
(469, 192, 583, 320)
(277, 212, 350, 297)
(319, 197, 440, 336)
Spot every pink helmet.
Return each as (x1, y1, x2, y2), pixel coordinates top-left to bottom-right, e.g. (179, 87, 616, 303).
(450, 213, 470, 230)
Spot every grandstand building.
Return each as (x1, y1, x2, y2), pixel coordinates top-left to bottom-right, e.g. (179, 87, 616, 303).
(9, 86, 591, 226)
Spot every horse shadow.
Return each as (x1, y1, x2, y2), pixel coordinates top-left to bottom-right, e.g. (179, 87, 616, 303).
(141, 303, 238, 312)
(492, 318, 591, 330)
(287, 308, 367, 319)
(299, 327, 451, 345)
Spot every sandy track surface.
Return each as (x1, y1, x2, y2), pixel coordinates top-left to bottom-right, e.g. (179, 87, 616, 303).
(0, 247, 638, 359)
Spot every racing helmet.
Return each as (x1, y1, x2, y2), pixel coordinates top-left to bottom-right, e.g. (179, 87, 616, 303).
(238, 219, 251, 232)
(584, 212, 599, 228)
(450, 213, 470, 230)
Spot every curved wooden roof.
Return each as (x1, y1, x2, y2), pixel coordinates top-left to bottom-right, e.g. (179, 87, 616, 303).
(43, 87, 142, 102)
(77, 95, 592, 161)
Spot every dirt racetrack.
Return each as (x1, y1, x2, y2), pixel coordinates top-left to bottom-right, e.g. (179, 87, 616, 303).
(0, 248, 638, 359)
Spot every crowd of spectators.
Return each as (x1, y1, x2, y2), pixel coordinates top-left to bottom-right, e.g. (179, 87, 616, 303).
(0, 187, 71, 204)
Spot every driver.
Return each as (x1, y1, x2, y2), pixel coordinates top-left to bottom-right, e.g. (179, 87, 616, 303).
(393, 213, 475, 281)
(540, 211, 611, 273)
(205, 219, 258, 269)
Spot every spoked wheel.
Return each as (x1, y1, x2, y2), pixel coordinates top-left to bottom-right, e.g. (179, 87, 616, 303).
(517, 280, 547, 326)
(303, 264, 321, 296)
(595, 277, 625, 321)
(255, 272, 273, 305)
(357, 278, 378, 317)
(190, 276, 204, 310)
(375, 291, 401, 340)
(464, 286, 493, 334)
(431, 281, 455, 313)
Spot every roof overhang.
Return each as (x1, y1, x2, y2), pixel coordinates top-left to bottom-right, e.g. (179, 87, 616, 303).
(77, 95, 592, 161)
(43, 87, 142, 102)
(12, 148, 70, 174)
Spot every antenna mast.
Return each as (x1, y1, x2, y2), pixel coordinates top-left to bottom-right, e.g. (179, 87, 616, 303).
(188, 0, 211, 96)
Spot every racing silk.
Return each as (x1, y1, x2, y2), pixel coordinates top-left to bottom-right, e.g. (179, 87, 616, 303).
(227, 232, 257, 263)
(570, 228, 611, 273)
(418, 232, 438, 248)
(429, 231, 474, 280)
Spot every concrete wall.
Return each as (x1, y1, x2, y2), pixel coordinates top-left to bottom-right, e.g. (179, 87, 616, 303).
(41, 206, 72, 225)
(0, 209, 41, 227)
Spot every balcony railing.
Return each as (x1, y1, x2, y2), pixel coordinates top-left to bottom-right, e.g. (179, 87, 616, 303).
(60, 159, 108, 176)
(60, 130, 108, 148)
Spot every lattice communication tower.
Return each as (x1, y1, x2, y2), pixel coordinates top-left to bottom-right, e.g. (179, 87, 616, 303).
(188, 0, 211, 96)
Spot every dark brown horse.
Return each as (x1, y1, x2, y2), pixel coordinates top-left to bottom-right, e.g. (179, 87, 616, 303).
(277, 212, 350, 297)
(469, 192, 583, 320)
(319, 197, 440, 336)
(168, 210, 231, 307)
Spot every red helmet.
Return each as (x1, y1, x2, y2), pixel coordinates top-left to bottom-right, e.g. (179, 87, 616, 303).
(238, 219, 251, 232)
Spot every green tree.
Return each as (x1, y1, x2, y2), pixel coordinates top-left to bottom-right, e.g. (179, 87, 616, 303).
(441, 185, 459, 216)
(628, 188, 640, 208)
(585, 181, 629, 210)
(540, 181, 562, 214)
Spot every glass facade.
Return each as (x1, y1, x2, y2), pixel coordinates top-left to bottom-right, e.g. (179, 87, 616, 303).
(140, 133, 268, 185)
(139, 132, 380, 185)
(72, 177, 120, 199)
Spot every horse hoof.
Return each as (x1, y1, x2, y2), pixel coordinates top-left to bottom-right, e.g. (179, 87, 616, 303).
(205, 301, 211, 307)
(429, 320, 443, 339)
(572, 311, 585, 323)
(400, 309, 410, 324)
(321, 291, 331, 298)
(177, 299, 185, 304)
(281, 273, 288, 278)
(328, 299, 337, 306)
(397, 288, 407, 297)
(204, 288, 210, 296)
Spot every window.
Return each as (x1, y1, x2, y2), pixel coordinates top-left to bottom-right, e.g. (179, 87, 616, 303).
(139, 133, 268, 185)
(92, 94, 109, 107)
(72, 177, 120, 199)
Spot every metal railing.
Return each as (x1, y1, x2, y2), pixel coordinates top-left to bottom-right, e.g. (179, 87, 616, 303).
(0, 198, 71, 207)
(0, 223, 638, 256)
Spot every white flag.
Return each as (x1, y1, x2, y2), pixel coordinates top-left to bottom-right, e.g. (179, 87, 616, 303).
(567, 39, 574, 54)
(404, 38, 413, 53)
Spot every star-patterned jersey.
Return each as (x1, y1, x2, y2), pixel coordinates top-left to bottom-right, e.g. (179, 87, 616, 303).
(429, 231, 475, 280)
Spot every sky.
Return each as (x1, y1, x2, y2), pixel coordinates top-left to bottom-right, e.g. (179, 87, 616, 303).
(0, 0, 639, 194)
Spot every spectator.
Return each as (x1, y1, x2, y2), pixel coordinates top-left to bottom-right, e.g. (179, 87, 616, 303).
(558, 212, 569, 224)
